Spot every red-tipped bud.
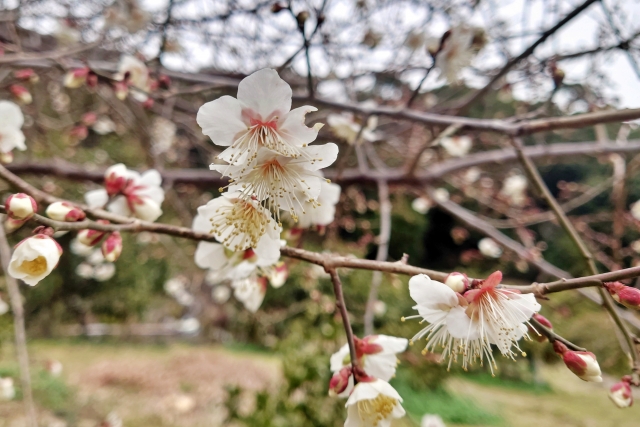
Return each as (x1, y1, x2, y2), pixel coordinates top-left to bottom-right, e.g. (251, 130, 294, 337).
(13, 68, 39, 83)
(81, 112, 98, 126)
(553, 341, 602, 382)
(86, 72, 98, 88)
(6, 193, 37, 220)
(9, 84, 32, 104)
(605, 282, 640, 310)
(64, 67, 90, 89)
(77, 220, 109, 246)
(102, 232, 123, 262)
(266, 261, 288, 288)
(113, 81, 129, 100)
(157, 74, 171, 89)
(68, 125, 88, 142)
(444, 272, 469, 293)
(609, 376, 633, 408)
(328, 366, 352, 396)
(104, 164, 131, 196)
(45, 202, 86, 222)
(141, 98, 154, 109)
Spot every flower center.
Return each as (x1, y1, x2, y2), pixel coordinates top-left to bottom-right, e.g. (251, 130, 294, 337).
(356, 395, 397, 425)
(209, 199, 270, 251)
(19, 256, 47, 276)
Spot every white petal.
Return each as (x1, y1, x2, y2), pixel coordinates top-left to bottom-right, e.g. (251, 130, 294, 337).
(0, 128, 25, 152)
(197, 96, 247, 147)
(237, 69, 291, 119)
(330, 344, 350, 372)
(278, 105, 319, 146)
(298, 143, 339, 171)
(0, 101, 24, 128)
(445, 306, 479, 340)
(409, 275, 458, 310)
(194, 242, 228, 270)
(106, 196, 132, 217)
(84, 189, 109, 208)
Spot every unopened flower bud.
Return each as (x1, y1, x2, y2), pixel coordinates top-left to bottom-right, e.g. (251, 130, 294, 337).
(157, 74, 171, 89)
(13, 68, 39, 83)
(141, 98, 154, 109)
(101, 232, 123, 262)
(68, 125, 88, 143)
(9, 84, 32, 104)
(604, 282, 640, 310)
(6, 193, 37, 220)
(328, 366, 352, 396)
(81, 112, 97, 126)
(77, 220, 109, 246)
(8, 234, 62, 286)
(63, 67, 90, 88)
(45, 202, 86, 222)
(86, 72, 98, 88)
(266, 261, 288, 288)
(444, 272, 468, 293)
(553, 341, 602, 382)
(296, 11, 310, 27)
(4, 216, 28, 233)
(104, 164, 131, 196)
(271, 2, 286, 13)
(113, 81, 129, 100)
(609, 376, 633, 408)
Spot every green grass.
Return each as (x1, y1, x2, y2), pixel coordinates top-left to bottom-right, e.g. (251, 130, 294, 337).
(392, 376, 503, 426)
(464, 371, 552, 394)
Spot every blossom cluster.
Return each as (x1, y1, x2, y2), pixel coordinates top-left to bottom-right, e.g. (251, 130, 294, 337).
(193, 69, 341, 311)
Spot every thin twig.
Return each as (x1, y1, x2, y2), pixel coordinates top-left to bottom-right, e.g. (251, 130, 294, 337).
(0, 221, 38, 427)
(530, 317, 586, 352)
(364, 180, 391, 336)
(327, 268, 359, 374)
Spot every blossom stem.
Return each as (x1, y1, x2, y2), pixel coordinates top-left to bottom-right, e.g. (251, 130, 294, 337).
(0, 220, 38, 427)
(529, 317, 586, 352)
(327, 268, 359, 375)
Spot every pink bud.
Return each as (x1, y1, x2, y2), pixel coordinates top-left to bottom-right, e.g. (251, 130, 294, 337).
(158, 74, 171, 89)
(63, 67, 89, 89)
(609, 376, 633, 408)
(9, 84, 32, 104)
(605, 282, 640, 310)
(104, 164, 131, 196)
(86, 72, 98, 88)
(328, 366, 352, 396)
(141, 98, 154, 109)
(81, 112, 97, 126)
(13, 68, 39, 83)
(113, 81, 129, 100)
(6, 193, 38, 220)
(68, 125, 88, 142)
(101, 232, 123, 262)
(444, 272, 469, 293)
(77, 220, 109, 246)
(553, 341, 602, 382)
(45, 202, 86, 222)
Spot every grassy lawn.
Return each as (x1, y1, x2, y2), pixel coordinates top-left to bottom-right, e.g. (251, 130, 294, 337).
(0, 340, 638, 426)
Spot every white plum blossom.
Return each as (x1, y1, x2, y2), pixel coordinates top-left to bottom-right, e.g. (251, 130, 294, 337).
(85, 164, 164, 222)
(0, 297, 8, 316)
(0, 101, 26, 157)
(150, 116, 177, 155)
(92, 116, 117, 135)
(440, 135, 472, 157)
(212, 143, 338, 222)
(406, 272, 539, 372)
(196, 192, 281, 258)
(53, 19, 81, 45)
(293, 180, 342, 228)
(115, 55, 151, 102)
(411, 197, 432, 215)
(432, 188, 450, 203)
(8, 235, 62, 286)
(327, 113, 377, 145)
(478, 237, 502, 258)
(197, 68, 321, 165)
(434, 25, 486, 83)
(330, 335, 408, 396)
(501, 174, 528, 206)
(231, 275, 268, 312)
(344, 379, 405, 427)
(177, 317, 200, 334)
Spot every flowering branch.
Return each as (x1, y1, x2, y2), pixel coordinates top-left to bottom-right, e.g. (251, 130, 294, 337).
(327, 268, 359, 374)
(529, 316, 586, 352)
